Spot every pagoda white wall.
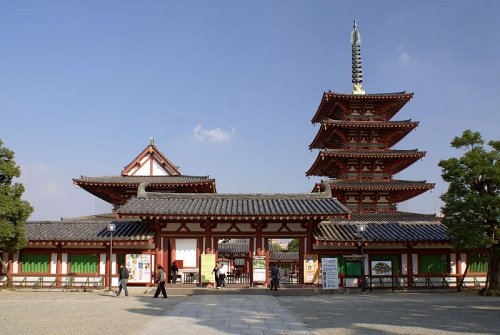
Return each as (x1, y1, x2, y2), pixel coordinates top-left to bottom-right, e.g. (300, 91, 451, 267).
(175, 239, 197, 268)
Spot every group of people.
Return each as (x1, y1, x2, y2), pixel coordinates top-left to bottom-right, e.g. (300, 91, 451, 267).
(116, 261, 282, 297)
(212, 263, 227, 289)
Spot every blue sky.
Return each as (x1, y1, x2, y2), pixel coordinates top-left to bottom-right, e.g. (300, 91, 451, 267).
(1, 1, 498, 220)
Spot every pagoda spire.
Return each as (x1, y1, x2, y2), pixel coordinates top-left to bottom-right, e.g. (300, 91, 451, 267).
(351, 19, 365, 95)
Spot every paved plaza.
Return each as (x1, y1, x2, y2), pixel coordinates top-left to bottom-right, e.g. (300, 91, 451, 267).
(0, 289, 499, 335)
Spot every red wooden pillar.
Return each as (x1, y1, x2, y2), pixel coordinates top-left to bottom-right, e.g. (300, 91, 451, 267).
(255, 226, 263, 256)
(299, 237, 305, 285)
(249, 237, 254, 285)
(204, 220, 213, 254)
(305, 220, 313, 254)
(197, 237, 203, 287)
(105, 244, 110, 289)
(154, 223, 162, 266)
(56, 243, 63, 287)
(264, 238, 269, 287)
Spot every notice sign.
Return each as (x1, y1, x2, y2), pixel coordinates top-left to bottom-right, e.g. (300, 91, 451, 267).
(304, 254, 319, 284)
(252, 256, 266, 282)
(126, 254, 152, 283)
(322, 258, 339, 289)
(201, 254, 216, 284)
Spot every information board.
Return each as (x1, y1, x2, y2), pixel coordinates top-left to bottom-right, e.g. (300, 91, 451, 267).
(126, 254, 152, 283)
(322, 258, 339, 289)
(304, 254, 319, 284)
(200, 254, 216, 284)
(371, 260, 393, 276)
(252, 256, 266, 282)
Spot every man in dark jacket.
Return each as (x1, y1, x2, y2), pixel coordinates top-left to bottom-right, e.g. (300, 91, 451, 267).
(116, 264, 130, 297)
(270, 265, 280, 291)
(171, 262, 179, 284)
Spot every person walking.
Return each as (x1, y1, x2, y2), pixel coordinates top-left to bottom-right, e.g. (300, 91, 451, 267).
(212, 264, 220, 288)
(270, 265, 280, 291)
(218, 263, 227, 289)
(153, 265, 168, 298)
(116, 264, 129, 297)
(171, 262, 179, 284)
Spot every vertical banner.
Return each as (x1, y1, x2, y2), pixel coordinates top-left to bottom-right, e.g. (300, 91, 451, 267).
(200, 254, 216, 284)
(252, 256, 266, 283)
(304, 254, 319, 284)
(126, 254, 152, 283)
(322, 258, 339, 289)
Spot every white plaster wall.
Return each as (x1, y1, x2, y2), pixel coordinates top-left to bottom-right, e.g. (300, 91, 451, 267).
(50, 253, 57, 274)
(450, 253, 457, 274)
(401, 254, 408, 275)
(412, 254, 418, 274)
(100, 253, 107, 275)
(176, 239, 197, 267)
(13, 254, 19, 273)
(61, 254, 68, 274)
(112, 253, 116, 275)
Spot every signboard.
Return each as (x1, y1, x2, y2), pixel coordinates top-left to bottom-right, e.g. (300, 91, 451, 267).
(201, 254, 216, 284)
(371, 260, 393, 276)
(126, 254, 152, 283)
(304, 254, 319, 284)
(322, 258, 339, 289)
(252, 256, 266, 282)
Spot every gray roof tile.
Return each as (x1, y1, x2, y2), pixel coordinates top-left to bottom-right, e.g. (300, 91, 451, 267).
(116, 192, 351, 218)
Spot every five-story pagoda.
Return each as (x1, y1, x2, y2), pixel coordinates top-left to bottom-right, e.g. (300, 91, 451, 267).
(307, 20, 434, 212)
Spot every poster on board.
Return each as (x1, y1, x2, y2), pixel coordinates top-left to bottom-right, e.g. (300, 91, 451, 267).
(371, 260, 393, 276)
(304, 254, 319, 284)
(201, 254, 216, 284)
(126, 254, 152, 283)
(252, 256, 266, 282)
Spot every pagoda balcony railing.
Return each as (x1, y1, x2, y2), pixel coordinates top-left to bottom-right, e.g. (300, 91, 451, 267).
(341, 173, 391, 179)
(347, 204, 395, 211)
(343, 115, 384, 121)
(343, 143, 387, 149)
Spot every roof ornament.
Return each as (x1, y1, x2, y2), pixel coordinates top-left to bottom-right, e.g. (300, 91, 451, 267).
(149, 137, 155, 146)
(351, 19, 365, 95)
(137, 182, 150, 198)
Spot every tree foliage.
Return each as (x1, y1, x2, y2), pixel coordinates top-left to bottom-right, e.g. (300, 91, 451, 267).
(0, 139, 33, 269)
(439, 130, 499, 291)
(287, 239, 299, 252)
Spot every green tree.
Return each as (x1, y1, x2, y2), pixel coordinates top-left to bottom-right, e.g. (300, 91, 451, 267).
(439, 130, 499, 293)
(287, 239, 299, 252)
(0, 139, 33, 284)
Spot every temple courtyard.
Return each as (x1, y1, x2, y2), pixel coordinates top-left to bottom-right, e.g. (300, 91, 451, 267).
(0, 289, 498, 334)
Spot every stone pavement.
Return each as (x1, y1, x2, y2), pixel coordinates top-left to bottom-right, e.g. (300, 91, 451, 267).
(1, 289, 499, 335)
(138, 295, 312, 335)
